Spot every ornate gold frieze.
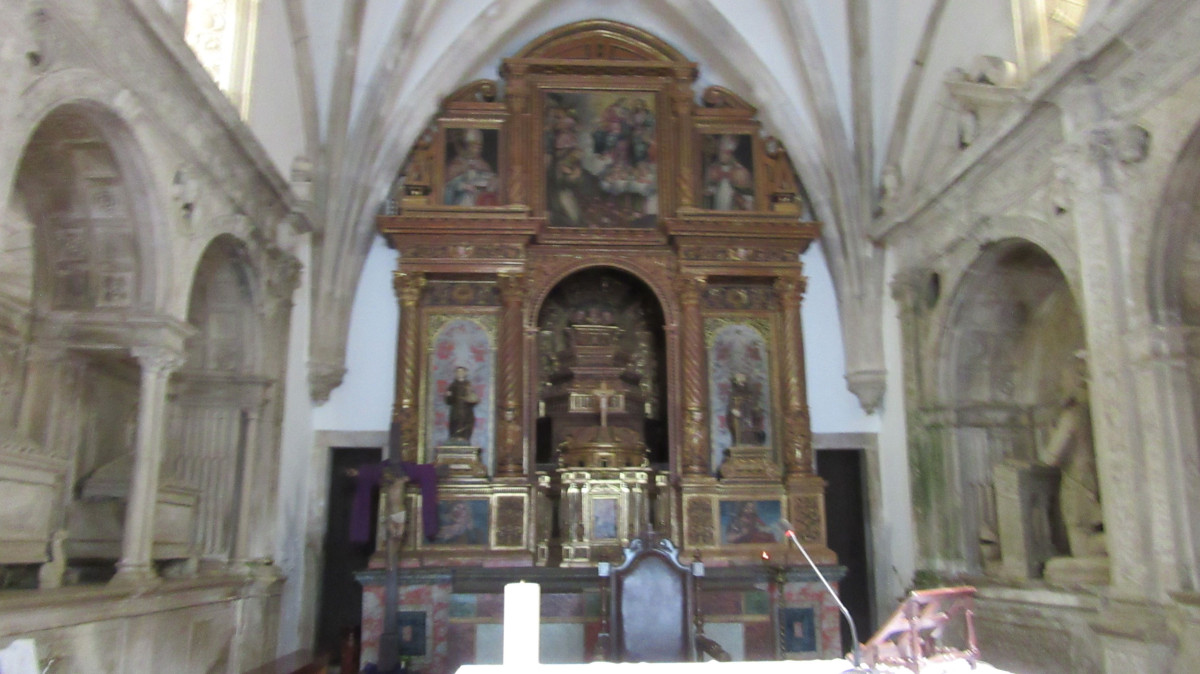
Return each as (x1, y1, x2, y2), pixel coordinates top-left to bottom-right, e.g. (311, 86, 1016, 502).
(703, 285, 778, 312)
(681, 245, 802, 264)
(425, 281, 502, 307)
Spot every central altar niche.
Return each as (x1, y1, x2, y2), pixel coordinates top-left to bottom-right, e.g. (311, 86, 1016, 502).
(536, 269, 666, 565)
(377, 19, 831, 571)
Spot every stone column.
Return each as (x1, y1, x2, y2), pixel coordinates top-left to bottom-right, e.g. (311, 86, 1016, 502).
(112, 346, 184, 585)
(495, 271, 526, 477)
(231, 401, 265, 568)
(676, 274, 709, 475)
(776, 273, 812, 476)
(393, 271, 425, 462)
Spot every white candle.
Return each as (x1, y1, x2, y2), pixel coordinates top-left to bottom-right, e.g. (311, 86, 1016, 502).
(503, 581, 540, 665)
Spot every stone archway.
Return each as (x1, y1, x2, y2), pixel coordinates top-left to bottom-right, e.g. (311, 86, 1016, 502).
(933, 239, 1101, 579)
(1145, 120, 1200, 589)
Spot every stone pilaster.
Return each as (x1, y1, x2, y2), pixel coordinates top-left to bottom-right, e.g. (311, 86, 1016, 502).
(392, 271, 425, 462)
(495, 271, 526, 477)
(112, 346, 185, 585)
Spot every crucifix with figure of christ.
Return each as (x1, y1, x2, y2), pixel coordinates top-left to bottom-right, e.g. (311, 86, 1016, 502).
(592, 381, 617, 428)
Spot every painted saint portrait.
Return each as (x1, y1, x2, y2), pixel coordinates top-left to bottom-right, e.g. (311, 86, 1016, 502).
(443, 127, 500, 206)
(701, 133, 755, 210)
(432, 500, 489, 545)
(719, 500, 782, 545)
(707, 322, 772, 470)
(543, 91, 658, 228)
(427, 318, 494, 464)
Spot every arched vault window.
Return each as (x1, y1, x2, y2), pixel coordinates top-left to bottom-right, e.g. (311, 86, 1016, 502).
(1013, 0, 1089, 75)
(184, 0, 260, 117)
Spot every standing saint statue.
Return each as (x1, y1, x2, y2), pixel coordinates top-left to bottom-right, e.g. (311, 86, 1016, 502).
(727, 372, 764, 446)
(445, 366, 480, 444)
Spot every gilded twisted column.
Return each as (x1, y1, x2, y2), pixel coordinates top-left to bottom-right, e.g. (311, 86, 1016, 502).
(393, 271, 425, 462)
(495, 271, 526, 477)
(777, 273, 813, 476)
(677, 274, 709, 475)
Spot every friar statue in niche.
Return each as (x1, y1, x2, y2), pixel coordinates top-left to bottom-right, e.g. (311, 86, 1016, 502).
(445, 365, 480, 444)
(1041, 352, 1105, 560)
(728, 372, 764, 446)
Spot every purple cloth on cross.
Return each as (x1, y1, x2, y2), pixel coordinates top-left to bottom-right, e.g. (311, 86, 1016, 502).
(348, 460, 440, 543)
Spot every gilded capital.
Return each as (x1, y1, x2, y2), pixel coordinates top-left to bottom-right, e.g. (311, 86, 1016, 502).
(393, 271, 426, 306)
(675, 274, 706, 305)
(497, 271, 526, 303)
(774, 274, 807, 305)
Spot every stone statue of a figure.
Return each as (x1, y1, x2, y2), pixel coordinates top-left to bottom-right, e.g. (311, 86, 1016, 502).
(445, 365, 480, 444)
(1042, 354, 1105, 560)
(727, 372, 763, 446)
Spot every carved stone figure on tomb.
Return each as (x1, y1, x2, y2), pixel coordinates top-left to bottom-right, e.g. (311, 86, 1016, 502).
(1041, 354, 1105, 559)
(445, 366, 480, 443)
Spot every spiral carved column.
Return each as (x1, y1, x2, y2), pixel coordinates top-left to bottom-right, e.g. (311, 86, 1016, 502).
(677, 274, 709, 476)
(495, 271, 526, 477)
(393, 271, 425, 462)
(776, 273, 813, 476)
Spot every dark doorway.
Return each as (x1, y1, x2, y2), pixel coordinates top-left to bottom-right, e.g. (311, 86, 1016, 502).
(817, 448, 871, 655)
(316, 447, 382, 659)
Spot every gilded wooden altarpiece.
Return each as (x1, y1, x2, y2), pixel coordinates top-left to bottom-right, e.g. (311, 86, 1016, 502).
(378, 20, 829, 568)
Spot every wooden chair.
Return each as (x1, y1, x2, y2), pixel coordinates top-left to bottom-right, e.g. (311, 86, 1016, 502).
(598, 532, 702, 662)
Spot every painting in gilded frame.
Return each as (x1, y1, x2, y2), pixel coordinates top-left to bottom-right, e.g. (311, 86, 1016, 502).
(700, 133, 755, 210)
(592, 498, 619, 540)
(442, 127, 501, 207)
(718, 500, 783, 545)
(427, 317, 495, 467)
(430, 499, 490, 545)
(707, 321, 772, 470)
(543, 91, 658, 228)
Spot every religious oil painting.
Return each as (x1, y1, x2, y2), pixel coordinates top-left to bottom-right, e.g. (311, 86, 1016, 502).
(701, 133, 755, 210)
(592, 497, 619, 540)
(779, 606, 818, 653)
(442, 127, 500, 207)
(427, 317, 494, 464)
(707, 321, 772, 469)
(396, 610, 428, 656)
(431, 499, 490, 545)
(543, 90, 658, 228)
(719, 500, 782, 545)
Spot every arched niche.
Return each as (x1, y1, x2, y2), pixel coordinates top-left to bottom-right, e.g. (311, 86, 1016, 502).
(166, 235, 267, 566)
(935, 239, 1101, 577)
(5, 103, 176, 576)
(534, 267, 667, 465)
